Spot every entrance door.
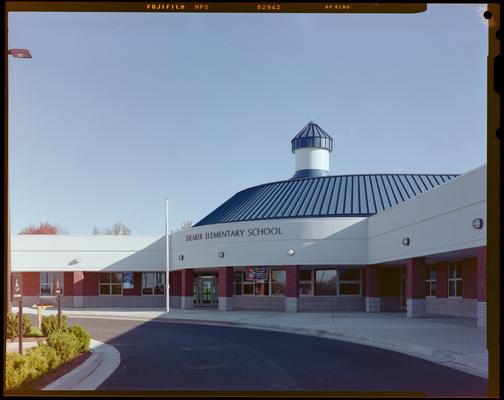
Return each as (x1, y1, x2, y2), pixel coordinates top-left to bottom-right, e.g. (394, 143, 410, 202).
(400, 269, 407, 310)
(194, 275, 218, 306)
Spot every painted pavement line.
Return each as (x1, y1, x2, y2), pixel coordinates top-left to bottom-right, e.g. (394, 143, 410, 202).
(42, 339, 121, 391)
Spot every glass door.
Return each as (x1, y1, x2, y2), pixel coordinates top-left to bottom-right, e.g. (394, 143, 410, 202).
(194, 275, 218, 306)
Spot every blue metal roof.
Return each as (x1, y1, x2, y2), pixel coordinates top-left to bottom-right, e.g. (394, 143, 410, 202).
(291, 121, 333, 153)
(194, 173, 459, 227)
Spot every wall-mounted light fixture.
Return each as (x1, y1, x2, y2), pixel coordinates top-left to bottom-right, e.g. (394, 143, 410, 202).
(472, 218, 483, 230)
(402, 238, 410, 246)
(287, 249, 295, 256)
(69, 258, 81, 265)
(218, 251, 225, 258)
(178, 255, 184, 261)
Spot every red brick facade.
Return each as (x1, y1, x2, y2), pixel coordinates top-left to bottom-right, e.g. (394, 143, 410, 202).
(286, 266, 299, 298)
(462, 258, 478, 299)
(219, 267, 234, 298)
(477, 246, 487, 301)
(169, 271, 182, 296)
(406, 257, 426, 299)
(181, 269, 194, 297)
(83, 272, 99, 296)
(365, 266, 380, 297)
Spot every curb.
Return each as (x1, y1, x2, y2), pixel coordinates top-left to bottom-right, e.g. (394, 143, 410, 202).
(27, 309, 487, 380)
(42, 339, 120, 390)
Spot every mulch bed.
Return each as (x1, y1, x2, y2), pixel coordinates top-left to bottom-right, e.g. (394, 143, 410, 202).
(22, 351, 93, 390)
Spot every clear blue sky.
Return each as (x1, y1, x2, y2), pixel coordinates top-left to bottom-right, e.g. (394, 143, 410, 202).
(8, 5, 488, 235)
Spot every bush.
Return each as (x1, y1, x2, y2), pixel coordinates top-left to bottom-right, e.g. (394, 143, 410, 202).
(32, 343, 61, 370)
(5, 345, 62, 390)
(28, 326, 44, 338)
(5, 353, 28, 390)
(46, 330, 79, 363)
(41, 314, 67, 337)
(6, 313, 32, 339)
(66, 325, 91, 353)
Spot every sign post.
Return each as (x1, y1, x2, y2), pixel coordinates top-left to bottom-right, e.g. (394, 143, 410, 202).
(54, 276, 62, 328)
(11, 273, 23, 354)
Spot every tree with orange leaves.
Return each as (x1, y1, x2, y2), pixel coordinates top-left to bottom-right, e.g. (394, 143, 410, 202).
(18, 221, 68, 234)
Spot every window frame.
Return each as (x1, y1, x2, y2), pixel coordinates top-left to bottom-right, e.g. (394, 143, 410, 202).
(99, 272, 124, 296)
(337, 269, 362, 297)
(299, 269, 314, 296)
(39, 272, 64, 296)
(141, 272, 166, 296)
(234, 268, 286, 296)
(425, 265, 437, 297)
(448, 263, 463, 298)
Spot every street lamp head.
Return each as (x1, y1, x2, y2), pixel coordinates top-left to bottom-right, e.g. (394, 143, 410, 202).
(8, 49, 32, 58)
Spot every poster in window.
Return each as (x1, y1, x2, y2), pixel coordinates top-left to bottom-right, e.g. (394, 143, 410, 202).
(123, 272, 134, 289)
(253, 267, 268, 282)
(246, 267, 268, 282)
(246, 267, 255, 281)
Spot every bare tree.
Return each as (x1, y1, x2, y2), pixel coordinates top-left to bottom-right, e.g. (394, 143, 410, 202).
(170, 220, 193, 235)
(93, 221, 131, 235)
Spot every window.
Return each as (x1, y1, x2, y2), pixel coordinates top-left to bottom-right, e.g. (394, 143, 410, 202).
(448, 263, 463, 297)
(270, 270, 286, 296)
(338, 269, 361, 295)
(40, 272, 64, 295)
(425, 266, 437, 297)
(315, 270, 337, 295)
(99, 272, 123, 295)
(142, 272, 165, 295)
(234, 268, 285, 296)
(299, 269, 313, 296)
(234, 271, 242, 295)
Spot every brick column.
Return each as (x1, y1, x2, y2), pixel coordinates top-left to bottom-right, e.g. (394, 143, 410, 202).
(218, 267, 234, 311)
(477, 246, 487, 328)
(436, 263, 448, 298)
(406, 257, 426, 318)
(73, 272, 84, 308)
(181, 269, 194, 309)
(285, 266, 299, 312)
(365, 266, 381, 312)
(169, 270, 182, 308)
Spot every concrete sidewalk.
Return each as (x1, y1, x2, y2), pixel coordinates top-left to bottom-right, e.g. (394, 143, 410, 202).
(15, 306, 488, 380)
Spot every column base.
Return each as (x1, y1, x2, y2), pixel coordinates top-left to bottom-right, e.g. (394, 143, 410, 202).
(407, 299, 425, 318)
(365, 297, 381, 312)
(477, 301, 486, 328)
(285, 297, 298, 312)
(169, 296, 182, 309)
(73, 296, 83, 308)
(218, 297, 234, 311)
(181, 296, 194, 309)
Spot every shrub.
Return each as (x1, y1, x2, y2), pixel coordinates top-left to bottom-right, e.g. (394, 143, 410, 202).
(6, 313, 32, 339)
(66, 325, 91, 353)
(46, 330, 79, 363)
(34, 343, 61, 370)
(5, 353, 28, 390)
(5, 345, 62, 390)
(41, 314, 67, 337)
(28, 326, 44, 337)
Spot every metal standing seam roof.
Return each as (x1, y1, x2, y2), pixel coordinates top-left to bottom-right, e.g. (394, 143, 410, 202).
(291, 121, 333, 153)
(193, 174, 459, 227)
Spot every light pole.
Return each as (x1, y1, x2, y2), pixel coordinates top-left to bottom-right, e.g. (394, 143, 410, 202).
(7, 48, 32, 317)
